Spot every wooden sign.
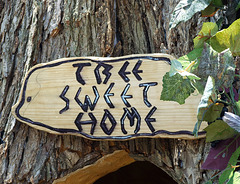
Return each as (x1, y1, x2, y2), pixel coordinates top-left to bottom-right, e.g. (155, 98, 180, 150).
(12, 54, 206, 140)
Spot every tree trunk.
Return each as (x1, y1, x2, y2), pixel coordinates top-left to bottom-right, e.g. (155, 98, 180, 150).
(0, 0, 213, 183)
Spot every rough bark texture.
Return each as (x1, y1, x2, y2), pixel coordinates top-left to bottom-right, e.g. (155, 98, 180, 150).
(0, 0, 213, 183)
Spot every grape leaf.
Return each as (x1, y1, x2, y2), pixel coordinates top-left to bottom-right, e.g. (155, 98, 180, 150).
(160, 72, 194, 104)
(210, 18, 240, 56)
(177, 48, 204, 94)
(193, 22, 218, 48)
(169, 0, 212, 29)
(202, 136, 240, 171)
(204, 120, 237, 142)
(169, 59, 200, 80)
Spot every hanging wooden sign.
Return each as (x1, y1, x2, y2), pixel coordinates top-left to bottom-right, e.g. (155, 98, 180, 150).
(12, 54, 206, 140)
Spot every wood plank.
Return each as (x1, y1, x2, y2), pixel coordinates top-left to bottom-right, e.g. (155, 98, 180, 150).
(52, 150, 135, 184)
(12, 54, 206, 140)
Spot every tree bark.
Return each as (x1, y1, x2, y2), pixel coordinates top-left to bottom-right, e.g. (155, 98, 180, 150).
(0, 0, 213, 183)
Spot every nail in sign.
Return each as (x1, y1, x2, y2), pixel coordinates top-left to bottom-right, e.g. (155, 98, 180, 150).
(12, 54, 205, 140)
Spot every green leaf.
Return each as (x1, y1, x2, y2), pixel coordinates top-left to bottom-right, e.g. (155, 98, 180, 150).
(219, 168, 234, 184)
(210, 30, 229, 52)
(202, 103, 224, 122)
(210, 18, 240, 56)
(205, 181, 212, 184)
(178, 48, 203, 69)
(177, 48, 204, 93)
(192, 80, 205, 94)
(169, 59, 185, 76)
(219, 145, 240, 184)
(236, 101, 240, 116)
(201, 0, 223, 17)
(194, 43, 235, 89)
(211, 0, 223, 7)
(237, 2, 240, 11)
(193, 76, 216, 135)
(178, 48, 203, 62)
(198, 76, 216, 113)
(169, 0, 212, 29)
(169, 60, 200, 80)
(229, 144, 240, 168)
(204, 120, 237, 142)
(193, 22, 218, 48)
(201, 4, 217, 17)
(161, 72, 194, 104)
(233, 172, 240, 183)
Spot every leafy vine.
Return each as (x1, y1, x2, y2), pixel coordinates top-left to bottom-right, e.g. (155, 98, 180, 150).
(164, 0, 240, 183)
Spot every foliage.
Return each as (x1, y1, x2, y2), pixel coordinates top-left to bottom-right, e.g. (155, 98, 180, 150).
(211, 18, 240, 56)
(219, 144, 240, 184)
(169, 0, 212, 29)
(201, 0, 223, 17)
(164, 0, 240, 182)
(204, 120, 237, 142)
(202, 136, 240, 171)
(160, 72, 194, 104)
(193, 22, 218, 48)
(193, 76, 216, 135)
(169, 59, 200, 80)
(194, 44, 235, 91)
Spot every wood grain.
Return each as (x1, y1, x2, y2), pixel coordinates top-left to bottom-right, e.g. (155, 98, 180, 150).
(52, 150, 135, 184)
(12, 54, 206, 140)
(0, 0, 215, 183)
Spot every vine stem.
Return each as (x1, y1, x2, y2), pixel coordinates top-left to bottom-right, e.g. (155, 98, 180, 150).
(214, 134, 240, 159)
(216, 99, 231, 106)
(186, 60, 196, 71)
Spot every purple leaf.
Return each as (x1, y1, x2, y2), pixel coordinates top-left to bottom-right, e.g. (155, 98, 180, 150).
(202, 136, 240, 171)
